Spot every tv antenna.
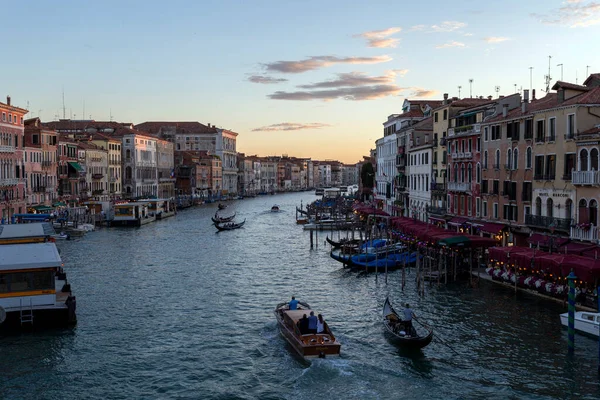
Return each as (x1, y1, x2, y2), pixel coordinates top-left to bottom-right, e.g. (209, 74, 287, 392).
(557, 63, 563, 81)
(543, 55, 552, 92)
(529, 67, 533, 94)
(495, 86, 500, 96)
(62, 87, 66, 119)
(514, 84, 517, 93)
(458, 86, 462, 98)
(469, 79, 474, 98)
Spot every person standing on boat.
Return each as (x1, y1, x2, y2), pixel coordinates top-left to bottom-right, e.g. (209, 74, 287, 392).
(403, 304, 415, 335)
(297, 314, 309, 334)
(308, 311, 318, 334)
(289, 296, 298, 310)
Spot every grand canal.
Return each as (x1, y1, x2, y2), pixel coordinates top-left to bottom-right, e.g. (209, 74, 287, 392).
(1, 192, 599, 399)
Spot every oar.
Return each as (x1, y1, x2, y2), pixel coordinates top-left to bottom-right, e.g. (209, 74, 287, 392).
(414, 316, 460, 355)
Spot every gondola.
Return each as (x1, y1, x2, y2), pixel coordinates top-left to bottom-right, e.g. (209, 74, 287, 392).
(326, 236, 360, 248)
(211, 212, 236, 224)
(382, 297, 433, 349)
(215, 219, 246, 231)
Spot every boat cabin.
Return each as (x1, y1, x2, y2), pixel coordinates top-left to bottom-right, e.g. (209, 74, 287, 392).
(142, 198, 176, 220)
(0, 222, 55, 245)
(111, 202, 155, 227)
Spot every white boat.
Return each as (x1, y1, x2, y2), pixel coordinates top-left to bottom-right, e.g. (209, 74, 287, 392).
(0, 223, 77, 332)
(560, 311, 600, 337)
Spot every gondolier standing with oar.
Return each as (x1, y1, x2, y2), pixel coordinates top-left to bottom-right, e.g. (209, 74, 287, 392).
(403, 304, 415, 336)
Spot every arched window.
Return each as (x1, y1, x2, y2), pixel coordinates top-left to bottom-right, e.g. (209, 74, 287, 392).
(483, 151, 488, 169)
(461, 164, 465, 182)
(125, 166, 132, 179)
(535, 197, 542, 216)
(476, 163, 481, 183)
(125, 149, 131, 160)
(526, 147, 532, 169)
(546, 198, 553, 218)
(513, 148, 519, 170)
(579, 199, 588, 224)
(453, 164, 458, 182)
(565, 199, 573, 221)
(495, 149, 500, 168)
(580, 149, 589, 171)
(468, 164, 472, 182)
(590, 199, 598, 226)
(507, 149, 512, 168)
(591, 149, 599, 171)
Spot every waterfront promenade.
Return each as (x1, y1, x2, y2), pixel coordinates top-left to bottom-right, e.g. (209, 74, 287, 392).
(1, 192, 599, 399)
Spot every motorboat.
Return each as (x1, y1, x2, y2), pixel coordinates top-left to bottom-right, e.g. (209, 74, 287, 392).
(560, 311, 600, 337)
(274, 301, 341, 359)
(271, 205, 280, 212)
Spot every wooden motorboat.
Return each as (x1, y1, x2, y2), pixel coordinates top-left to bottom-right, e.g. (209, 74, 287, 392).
(211, 212, 236, 224)
(274, 301, 341, 359)
(560, 311, 600, 337)
(215, 219, 246, 231)
(383, 297, 433, 349)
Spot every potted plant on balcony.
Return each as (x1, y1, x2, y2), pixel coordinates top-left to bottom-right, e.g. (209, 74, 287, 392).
(576, 222, 592, 231)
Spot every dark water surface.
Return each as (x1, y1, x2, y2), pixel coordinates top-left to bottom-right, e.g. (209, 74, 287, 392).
(1, 192, 600, 399)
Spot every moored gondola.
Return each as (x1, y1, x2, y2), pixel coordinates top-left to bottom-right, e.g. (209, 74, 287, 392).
(326, 236, 360, 248)
(382, 297, 433, 349)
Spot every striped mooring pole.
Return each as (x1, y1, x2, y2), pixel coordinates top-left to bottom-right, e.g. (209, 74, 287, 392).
(598, 283, 600, 374)
(567, 270, 577, 355)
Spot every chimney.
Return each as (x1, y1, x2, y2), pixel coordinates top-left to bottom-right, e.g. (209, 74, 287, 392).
(532, 89, 536, 100)
(502, 104, 508, 118)
(487, 95, 492, 100)
(207, 123, 211, 128)
(6, 95, 10, 106)
(523, 89, 530, 103)
(443, 93, 448, 105)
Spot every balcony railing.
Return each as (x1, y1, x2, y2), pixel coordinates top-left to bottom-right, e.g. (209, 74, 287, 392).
(0, 145, 15, 153)
(0, 178, 19, 186)
(525, 214, 572, 232)
(448, 182, 470, 192)
(572, 170, 600, 185)
(159, 177, 176, 183)
(426, 205, 447, 215)
(448, 124, 481, 137)
(92, 173, 104, 179)
(571, 225, 599, 243)
(453, 152, 473, 160)
(430, 182, 446, 191)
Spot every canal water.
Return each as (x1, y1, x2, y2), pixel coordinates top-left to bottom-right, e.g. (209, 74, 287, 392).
(1, 192, 599, 399)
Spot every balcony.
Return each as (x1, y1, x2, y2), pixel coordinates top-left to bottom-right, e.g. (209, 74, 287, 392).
(572, 170, 600, 185)
(92, 173, 104, 180)
(0, 145, 15, 153)
(159, 177, 176, 183)
(453, 152, 472, 159)
(426, 205, 447, 215)
(571, 224, 599, 242)
(42, 161, 53, 167)
(448, 124, 481, 137)
(447, 182, 470, 192)
(535, 136, 545, 143)
(0, 178, 19, 186)
(430, 182, 446, 192)
(525, 214, 572, 232)
(33, 186, 46, 193)
(46, 187, 54, 192)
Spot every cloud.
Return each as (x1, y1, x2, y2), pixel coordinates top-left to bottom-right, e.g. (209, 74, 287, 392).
(268, 85, 404, 101)
(263, 55, 392, 74)
(531, 1, 600, 27)
(483, 36, 510, 43)
(409, 24, 426, 31)
(354, 27, 402, 48)
(252, 122, 331, 132)
(248, 75, 288, 84)
(464, 33, 474, 36)
(297, 70, 408, 89)
(409, 88, 440, 98)
(431, 21, 467, 32)
(435, 41, 466, 49)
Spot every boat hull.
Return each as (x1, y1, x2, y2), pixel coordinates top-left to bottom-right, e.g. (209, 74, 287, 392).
(0, 307, 75, 333)
(560, 312, 600, 337)
(382, 297, 433, 349)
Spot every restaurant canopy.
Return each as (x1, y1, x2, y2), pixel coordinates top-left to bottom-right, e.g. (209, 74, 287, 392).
(390, 217, 497, 248)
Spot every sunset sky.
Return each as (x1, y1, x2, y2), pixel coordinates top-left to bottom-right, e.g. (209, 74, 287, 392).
(4, 0, 600, 163)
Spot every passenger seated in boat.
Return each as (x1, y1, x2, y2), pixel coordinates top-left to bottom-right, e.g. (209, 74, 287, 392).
(316, 314, 325, 333)
(308, 311, 318, 334)
(297, 314, 309, 335)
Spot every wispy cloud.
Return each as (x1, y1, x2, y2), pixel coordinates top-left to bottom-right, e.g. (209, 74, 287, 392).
(435, 41, 466, 49)
(263, 55, 392, 74)
(298, 70, 408, 89)
(248, 75, 288, 84)
(483, 36, 510, 43)
(268, 85, 403, 101)
(354, 27, 402, 48)
(409, 24, 427, 31)
(431, 21, 467, 32)
(531, 0, 600, 27)
(409, 88, 440, 98)
(252, 122, 331, 132)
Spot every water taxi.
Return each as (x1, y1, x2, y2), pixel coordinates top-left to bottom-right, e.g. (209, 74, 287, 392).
(0, 223, 76, 332)
(560, 311, 599, 337)
(274, 301, 341, 359)
(271, 205, 280, 212)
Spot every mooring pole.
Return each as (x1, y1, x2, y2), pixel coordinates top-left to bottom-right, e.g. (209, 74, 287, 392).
(567, 270, 577, 355)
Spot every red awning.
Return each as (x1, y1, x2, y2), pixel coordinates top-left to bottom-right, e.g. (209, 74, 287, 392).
(448, 216, 469, 226)
(479, 222, 505, 235)
(428, 216, 447, 223)
(558, 242, 598, 255)
(527, 234, 569, 248)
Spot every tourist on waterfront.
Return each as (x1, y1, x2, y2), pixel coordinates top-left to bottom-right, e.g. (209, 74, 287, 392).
(316, 314, 325, 333)
(289, 296, 298, 310)
(308, 311, 318, 334)
(297, 314, 309, 334)
(403, 304, 415, 335)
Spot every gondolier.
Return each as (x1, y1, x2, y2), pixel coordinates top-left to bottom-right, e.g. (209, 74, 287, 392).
(403, 303, 415, 335)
